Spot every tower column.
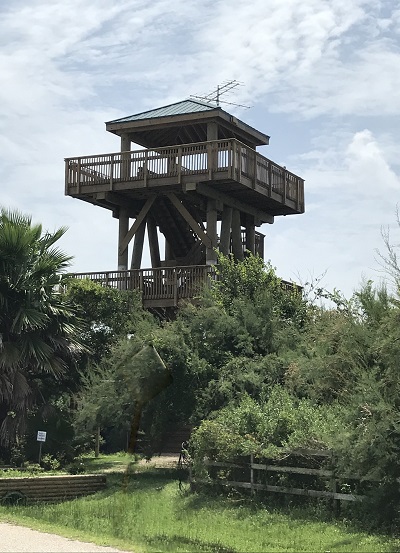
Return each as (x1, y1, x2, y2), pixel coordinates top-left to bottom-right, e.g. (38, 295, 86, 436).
(121, 134, 131, 152)
(147, 215, 161, 268)
(245, 216, 256, 256)
(207, 122, 218, 177)
(206, 198, 218, 265)
(207, 122, 218, 141)
(231, 209, 243, 261)
(130, 219, 146, 270)
(220, 205, 232, 255)
(165, 240, 173, 264)
(118, 208, 129, 270)
(121, 134, 131, 182)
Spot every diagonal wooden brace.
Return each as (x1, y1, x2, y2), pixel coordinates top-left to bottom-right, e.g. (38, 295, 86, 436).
(118, 195, 156, 256)
(166, 192, 212, 248)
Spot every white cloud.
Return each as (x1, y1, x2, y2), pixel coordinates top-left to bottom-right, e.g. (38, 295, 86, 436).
(265, 128, 400, 295)
(1, 0, 400, 297)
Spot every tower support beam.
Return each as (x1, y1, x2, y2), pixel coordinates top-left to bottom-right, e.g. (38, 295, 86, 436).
(245, 216, 256, 255)
(166, 193, 212, 248)
(206, 199, 218, 265)
(118, 208, 129, 270)
(231, 208, 243, 261)
(130, 220, 146, 270)
(147, 215, 161, 268)
(220, 206, 232, 255)
(119, 195, 156, 255)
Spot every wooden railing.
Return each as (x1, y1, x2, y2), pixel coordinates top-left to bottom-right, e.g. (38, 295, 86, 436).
(65, 139, 304, 212)
(70, 266, 215, 307)
(69, 266, 301, 308)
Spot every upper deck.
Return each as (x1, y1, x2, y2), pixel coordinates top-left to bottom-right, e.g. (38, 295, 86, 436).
(65, 138, 304, 220)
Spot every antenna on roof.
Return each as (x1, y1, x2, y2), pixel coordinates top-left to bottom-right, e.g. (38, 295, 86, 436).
(190, 80, 250, 109)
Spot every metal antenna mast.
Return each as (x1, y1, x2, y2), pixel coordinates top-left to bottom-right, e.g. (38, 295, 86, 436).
(190, 80, 250, 109)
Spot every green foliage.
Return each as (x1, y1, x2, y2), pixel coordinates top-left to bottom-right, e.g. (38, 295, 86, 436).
(0, 208, 86, 445)
(40, 453, 61, 471)
(65, 279, 150, 364)
(191, 389, 338, 463)
(211, 253, 278, 305)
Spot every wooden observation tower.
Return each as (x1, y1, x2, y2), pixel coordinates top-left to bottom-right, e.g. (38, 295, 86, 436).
(65, 99, 304, 308)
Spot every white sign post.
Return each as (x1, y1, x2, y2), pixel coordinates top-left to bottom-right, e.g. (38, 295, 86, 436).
(37, 431, 47, 464)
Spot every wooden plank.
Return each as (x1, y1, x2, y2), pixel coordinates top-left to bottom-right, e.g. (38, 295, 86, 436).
(119, 195, 156, 255)
(251, 464, 333, 477)
(195, 479, 364, 502)
(206, 461, 245, 469)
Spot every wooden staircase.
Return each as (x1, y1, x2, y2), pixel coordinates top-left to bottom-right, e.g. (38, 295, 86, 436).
(156, 197, 204, 263)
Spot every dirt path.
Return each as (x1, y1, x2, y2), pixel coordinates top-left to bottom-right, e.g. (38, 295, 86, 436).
(0, 522, 130, 552)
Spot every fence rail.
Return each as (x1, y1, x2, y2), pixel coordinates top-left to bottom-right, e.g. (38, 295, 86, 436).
(191, 453, 366, 511)
(65, 139, 304, 212)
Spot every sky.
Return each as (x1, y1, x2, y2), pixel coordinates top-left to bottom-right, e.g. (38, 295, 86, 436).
(1, 0, 399, 298)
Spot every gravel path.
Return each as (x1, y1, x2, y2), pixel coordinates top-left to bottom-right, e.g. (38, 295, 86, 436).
(0, 522, 130, 552)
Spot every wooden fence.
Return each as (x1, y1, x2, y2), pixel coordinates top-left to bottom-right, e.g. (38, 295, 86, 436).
(0, 474, 106, 503)
(190, 450, 367, 512)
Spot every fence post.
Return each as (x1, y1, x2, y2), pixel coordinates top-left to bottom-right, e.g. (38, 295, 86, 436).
(330, 452, 340, 517)
(250, 453, 255, 496)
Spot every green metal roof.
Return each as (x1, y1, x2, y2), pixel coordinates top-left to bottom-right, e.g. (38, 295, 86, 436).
(107, 99, 218, 124)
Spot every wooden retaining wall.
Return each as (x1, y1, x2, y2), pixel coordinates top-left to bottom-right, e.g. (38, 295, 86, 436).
(0, 474, 106, 502)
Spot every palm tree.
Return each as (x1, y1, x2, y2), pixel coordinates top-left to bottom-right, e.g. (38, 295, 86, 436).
(0, 208, 86, 445)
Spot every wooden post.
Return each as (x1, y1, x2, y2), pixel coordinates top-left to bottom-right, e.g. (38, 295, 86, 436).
(330, 452, 340, 517)
(283, 168, 287, 204)
(267, 161, 272, 197)
(147, 215, 161, 268)
(121, 134, 131, 183)
(245, 216, 255, 256)
(206, 198, 218, 265)
(173, 267, 178, 306)
(118, 134, 131, 271)
(121, 134, 131, 152)
(118, 208, 129, 271)
(130, 219, 146, 270)
(250, 453, 255, 496)
(95, 426, 100, 458)
(220, 206, 233, 255)
(231, 209, 243, 261)
(165, 240, 173, 263)
(207, 122, 218, 180)
(255, 231, 265, 259)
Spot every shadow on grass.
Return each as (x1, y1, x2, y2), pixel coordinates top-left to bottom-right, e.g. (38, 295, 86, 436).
(144, 534, 238, 553)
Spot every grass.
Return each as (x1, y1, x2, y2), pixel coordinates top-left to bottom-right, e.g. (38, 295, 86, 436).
(0, 455, 399, 552)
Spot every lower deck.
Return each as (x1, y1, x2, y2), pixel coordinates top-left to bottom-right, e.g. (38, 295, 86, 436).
(69, 265, 301, 308)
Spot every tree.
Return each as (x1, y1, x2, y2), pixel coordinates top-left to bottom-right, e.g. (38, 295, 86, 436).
(0, 208, 86, 445)
(65, 278, 153, 365)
